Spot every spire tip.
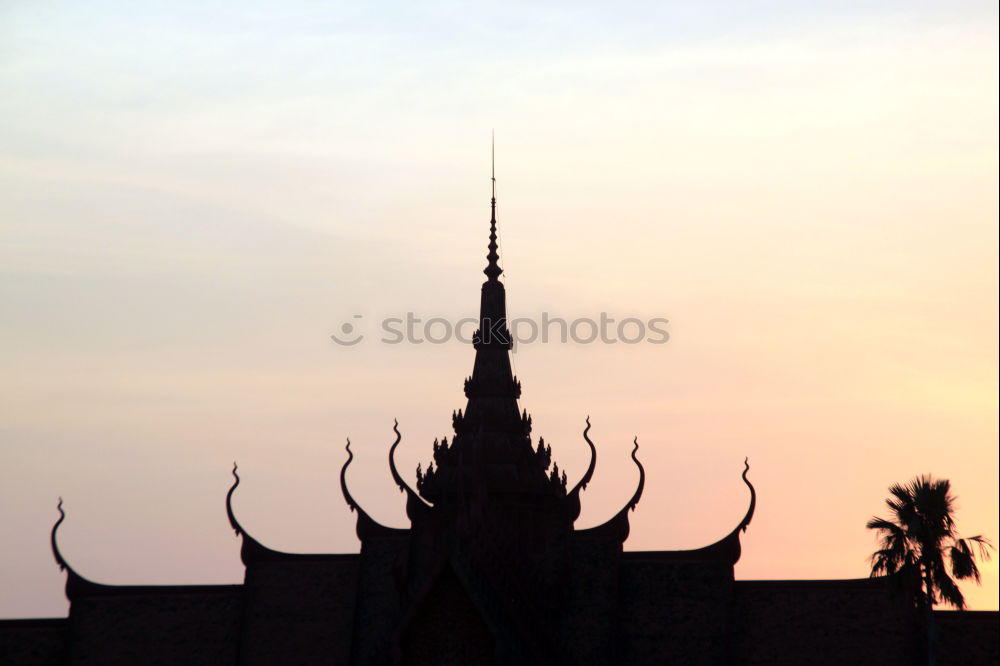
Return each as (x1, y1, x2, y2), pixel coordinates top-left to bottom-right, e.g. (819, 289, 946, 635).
(484, 133, 502, 281)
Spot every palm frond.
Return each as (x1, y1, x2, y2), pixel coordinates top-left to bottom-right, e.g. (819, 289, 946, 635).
(869, 548, 900, 576)
(950, 540, 982, 583)
(866, 516, 903, 533)
(932, 565, 966, 610)
(965, 535, 995, 560)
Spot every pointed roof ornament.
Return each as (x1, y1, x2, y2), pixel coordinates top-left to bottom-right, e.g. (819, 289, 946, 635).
(49, 498, 111, 599)
(50, 497, 68, 572)
(566, 416, 599, 521)
(387, 419, 432, 519)
(340, 438, 409, 540)
(225, 462, 243, 537)
(484, 132, 502, 282)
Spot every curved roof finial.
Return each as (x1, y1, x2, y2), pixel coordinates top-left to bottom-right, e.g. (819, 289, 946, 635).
(339, 437, 411, 537)
(50, 497, 68, 572)
(571, 435, 646, 542)
(225, 462, 243, 536)
(388, 420, 430, 508)
(568, 416, 597, 497)
(49, 498, 103, 598)
(340, 439, 358, 512)
(738, 457, 756, 532)
(626, 437, 645, 512)
(388, 420, 406, 493)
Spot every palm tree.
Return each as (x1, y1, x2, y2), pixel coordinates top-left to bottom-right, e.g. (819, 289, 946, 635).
(867, 474, 993, 665)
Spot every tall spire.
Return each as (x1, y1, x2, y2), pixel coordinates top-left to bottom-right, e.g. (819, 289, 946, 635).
(416, 140, 564, 503)
(485, 132, 502, 282)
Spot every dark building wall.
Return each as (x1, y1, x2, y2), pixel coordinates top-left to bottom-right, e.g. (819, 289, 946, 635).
(731, 579, 919, 666)
(400, 566, 495, 666)
(8, 575, 997, 665)
(560, 535, 621, 666)
(350, 535, 410, 666)
(63, 587, 242, 666)
(934, 610, 1000, 666)
(619, 555, 734, 666)
(239, 557, 359, 666)
(0, 619, 66, 666)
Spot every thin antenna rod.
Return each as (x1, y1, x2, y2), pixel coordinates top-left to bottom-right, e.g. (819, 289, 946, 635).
(491, 130, 496, 200)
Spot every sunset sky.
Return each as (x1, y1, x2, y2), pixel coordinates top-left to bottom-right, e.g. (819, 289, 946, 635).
(1, 1, 997, 616)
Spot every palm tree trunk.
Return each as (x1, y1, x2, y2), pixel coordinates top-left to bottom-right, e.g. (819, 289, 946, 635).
(922, 565, 936, 666)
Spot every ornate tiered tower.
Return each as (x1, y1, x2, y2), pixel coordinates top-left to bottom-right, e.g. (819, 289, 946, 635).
(415, 188, 566, 501)
(335, 176, 657, 664)
(401, 182, 584, 663)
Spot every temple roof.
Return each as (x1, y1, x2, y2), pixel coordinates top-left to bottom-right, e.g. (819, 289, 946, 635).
(49, 170, 757, 608)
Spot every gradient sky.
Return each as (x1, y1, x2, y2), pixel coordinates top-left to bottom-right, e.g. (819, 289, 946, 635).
(1, 1, 997, 616)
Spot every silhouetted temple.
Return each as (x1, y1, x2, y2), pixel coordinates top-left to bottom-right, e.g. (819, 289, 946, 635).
(2, 185, 997, 666)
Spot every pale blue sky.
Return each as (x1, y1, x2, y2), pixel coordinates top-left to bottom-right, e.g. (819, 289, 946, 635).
(1, 1, 997, 616)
